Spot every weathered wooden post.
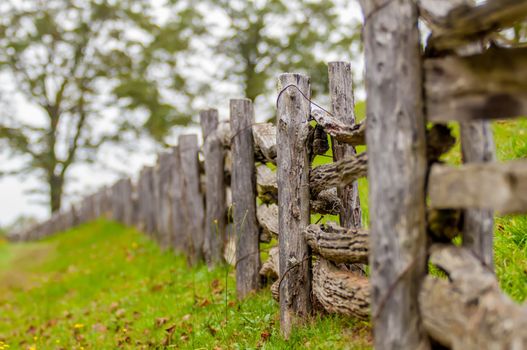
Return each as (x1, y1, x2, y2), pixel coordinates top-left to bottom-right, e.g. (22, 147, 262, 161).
(178, 134, 205, 265)
(200, 109, 226, 267)
(328, 61, 362, 229)
(169, 146, 186, 252)
(230, 98, 260, 298)
(359, 1, 430, 348)
(276, 73, 312, 337)
(156, 152, 174, 249)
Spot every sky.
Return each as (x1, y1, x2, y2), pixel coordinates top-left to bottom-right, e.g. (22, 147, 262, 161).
(0, 0, 364, 227)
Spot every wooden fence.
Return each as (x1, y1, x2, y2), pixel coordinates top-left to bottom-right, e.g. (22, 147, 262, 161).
(8, 0, 527, 348)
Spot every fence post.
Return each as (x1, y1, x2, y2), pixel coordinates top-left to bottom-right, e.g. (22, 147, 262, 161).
(359, 0, 430, 348)
(328, 61, 362, 229)
(276, 73, 312, 338)
(230, 98, 260, 299)
(169, 146, 186, 252)
(200, 109, 227, 267)
(156, 152, 174, 249)
(178, 134, 205, 266)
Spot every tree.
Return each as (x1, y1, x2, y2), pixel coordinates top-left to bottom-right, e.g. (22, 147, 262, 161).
(208, 0, 362, 116)
(0, 0, 201, 213)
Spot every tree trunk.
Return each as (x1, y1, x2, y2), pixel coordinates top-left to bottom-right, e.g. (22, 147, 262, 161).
(49, 173, 63, 213)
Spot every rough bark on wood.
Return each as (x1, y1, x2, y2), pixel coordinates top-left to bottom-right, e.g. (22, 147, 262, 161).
(169, 146, 186, 252)
(311, 109, 366, 147)
(257, 203, 278, 238)
(200, 109, 226, 267)
(419, 0, 527, 51)
(425, 47, 527, 122)
(429, 159, 527, 214)
(178, 134, 205, 266)
(257, 164, 342, 215)
(419, 245, 527, 349)
(359, 0, 430, 348)
(328, 61, 362, 231)
(253, 123, 277, 164)
(309, 153, 367, 196)
(277, 73, 312, 338)
(313, 259, 370, 319)
(304, 222, 369, 264)
(230, 99, 260, 298)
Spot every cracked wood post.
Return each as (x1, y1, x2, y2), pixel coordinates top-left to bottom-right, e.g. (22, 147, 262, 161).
(200, 109, 226, 267)
(230, 99, 260, 299)
(277, 73, 312, 338)
(328, 61, 361, 229)
(359, 1, 430, 349)
(178, 134, 205, 266)
(169, 146, 186, 253)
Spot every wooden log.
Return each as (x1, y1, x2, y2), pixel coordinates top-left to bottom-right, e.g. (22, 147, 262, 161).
(257, 164, 342, 215)
(230, 99, 261, 298)
(156, 152, 174, 249)
(309, 188, 341, 216)
(304, 222, 369, 264)
(200, 109, 226, 267)
(260, 246, 279, 279)
(420, 0, 527, 51)
(253, 123, 277, 164)
(328, 61, 362, 231)
(309, 153, 367, 196)
(419, 245, 527, 349)
(311, 109, 365, 147)
(425, 47, 527, 122)
(429, 159, 527, 214)
(178, 134, 205, 266)
(313, 259, 370, 320)
(169, 146, 186, 252)
(277, 73, 312, 337)
(257, 203, 278, 239)
(359, 0, 430, 348)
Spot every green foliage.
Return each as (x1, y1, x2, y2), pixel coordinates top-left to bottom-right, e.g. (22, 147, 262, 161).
(208, 0, 362, 116)
(0, 220, 372, 349)
(0, 0, 202, 212)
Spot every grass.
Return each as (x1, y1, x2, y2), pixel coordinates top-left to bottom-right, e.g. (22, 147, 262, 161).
(0, 221, 372, 350)
(0, 111, 525, 349)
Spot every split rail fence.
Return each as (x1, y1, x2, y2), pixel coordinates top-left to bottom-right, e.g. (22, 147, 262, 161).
(9, 0, 527, 348)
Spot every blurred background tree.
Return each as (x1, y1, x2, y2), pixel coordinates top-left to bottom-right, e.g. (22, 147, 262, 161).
(0, 0, 202, 213)
(0, 0, 361, 217)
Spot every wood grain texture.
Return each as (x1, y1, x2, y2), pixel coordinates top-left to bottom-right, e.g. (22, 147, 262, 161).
(429, 159, 527, 214)
(178, 134, 205, 266)
(425, 47, 527, 122)
(312, 259, 370, 319)
(420, 0, 527, 51)
(138, 167, 156, 236)
(359, 0, 430, 348)
(156, 152, 174, 249)
(419, 245, 527, 349)
(311, 110, 365, 147)
(169, 146, 186, 252)
(257, 203, 278, 238)
(253, 123, 277, 164)
(304, 222, 369, 264)
(200, 109, 226, 267)
(277, 73, 312, 338)
(458, 60, 497, 270)
(309, 153, 367, 196)
(328, 62, 362, 230)
(230, 99, 260, 298)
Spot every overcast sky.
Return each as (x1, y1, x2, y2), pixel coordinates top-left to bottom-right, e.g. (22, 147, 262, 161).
(0, 0, 363, 227)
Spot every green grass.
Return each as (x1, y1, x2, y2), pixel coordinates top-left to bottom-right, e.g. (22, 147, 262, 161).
(0, 221, 372, 349)
(0, 112, 525, 349)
